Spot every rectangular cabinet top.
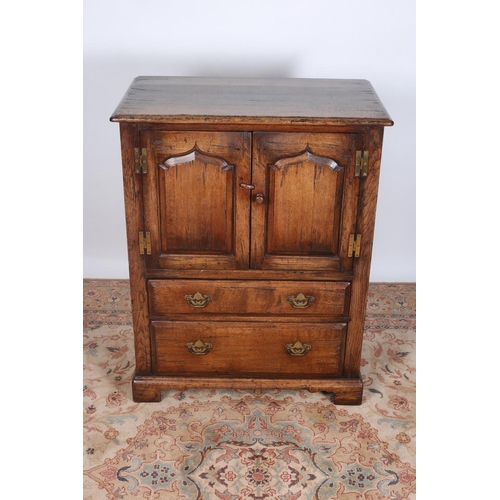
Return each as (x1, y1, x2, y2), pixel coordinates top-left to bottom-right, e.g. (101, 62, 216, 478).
(110, 76, 393, 126)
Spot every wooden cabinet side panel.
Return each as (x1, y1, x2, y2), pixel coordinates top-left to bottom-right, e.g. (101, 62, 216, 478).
(343, 127, 385, 377)
(119, 123, 151, 374)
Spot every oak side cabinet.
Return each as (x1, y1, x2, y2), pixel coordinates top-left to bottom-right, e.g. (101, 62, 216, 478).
(110, 77, 393, 405)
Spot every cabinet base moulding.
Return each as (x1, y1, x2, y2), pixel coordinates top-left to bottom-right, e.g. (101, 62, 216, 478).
(131, 374, 364, 405)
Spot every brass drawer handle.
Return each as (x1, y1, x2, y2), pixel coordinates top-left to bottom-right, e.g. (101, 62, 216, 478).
(186, 340, 212, 355)
(185, 292, 212, 308)
(287, 293, 315, 309)
(285, 341, 311, 356)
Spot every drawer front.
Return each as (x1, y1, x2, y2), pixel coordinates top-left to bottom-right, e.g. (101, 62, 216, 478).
(152, 320, 346, 378)
(148, 279, 350, 317)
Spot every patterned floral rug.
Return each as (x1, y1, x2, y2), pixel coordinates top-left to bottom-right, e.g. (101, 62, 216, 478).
(83, 280, 416, 499)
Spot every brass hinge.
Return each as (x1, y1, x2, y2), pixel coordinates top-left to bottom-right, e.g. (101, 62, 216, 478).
(348, 234, 362, 257)
(139, 231, 151, 255)
(134, 148, 147, 174)
(355, 150, 368, 177)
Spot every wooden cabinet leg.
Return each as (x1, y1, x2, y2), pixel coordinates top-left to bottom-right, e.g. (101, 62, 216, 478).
(132, 377, 162, 402)
(326, 391, 363, 406)
(320, 379, 363, 405)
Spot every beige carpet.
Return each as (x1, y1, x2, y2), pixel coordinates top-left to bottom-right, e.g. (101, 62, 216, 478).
(83, 280, 416, 499)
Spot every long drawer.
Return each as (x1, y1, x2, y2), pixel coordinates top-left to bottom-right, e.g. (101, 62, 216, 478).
(151, 320, 346, 378)
(148, 279, 350, 317)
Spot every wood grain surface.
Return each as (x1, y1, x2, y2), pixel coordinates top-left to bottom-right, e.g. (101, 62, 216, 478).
(113, 77, 392, 404)
(151, 321, 346, 378)
(111, 77, 393, 126)
(148, 279, 351, 317)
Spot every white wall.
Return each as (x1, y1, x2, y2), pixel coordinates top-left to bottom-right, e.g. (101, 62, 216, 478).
(83, 0, 415, 281)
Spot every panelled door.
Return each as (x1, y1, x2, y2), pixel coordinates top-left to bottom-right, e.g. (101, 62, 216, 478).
(141, 131, 361, 272)
(141, 131, 252, 269)
(250, 132, 363, 271)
